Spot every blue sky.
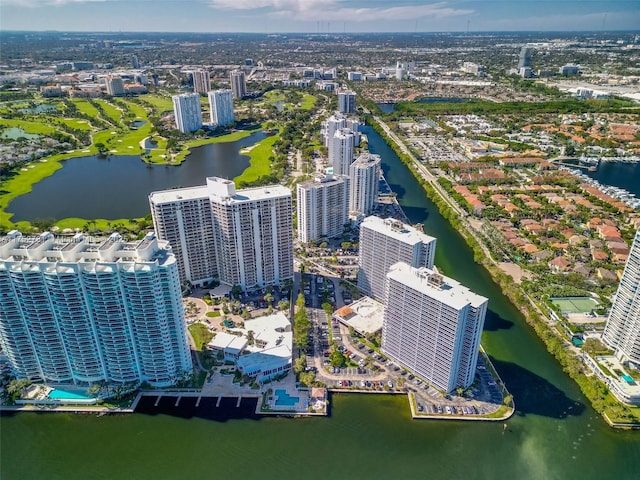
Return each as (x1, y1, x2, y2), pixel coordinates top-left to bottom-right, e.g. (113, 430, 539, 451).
(2, 1, 638, 33)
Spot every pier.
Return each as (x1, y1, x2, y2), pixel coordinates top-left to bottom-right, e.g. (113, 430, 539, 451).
(555, 161, 597, 171)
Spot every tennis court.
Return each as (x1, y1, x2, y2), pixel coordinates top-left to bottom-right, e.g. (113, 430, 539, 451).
(550, 297, 599, 314)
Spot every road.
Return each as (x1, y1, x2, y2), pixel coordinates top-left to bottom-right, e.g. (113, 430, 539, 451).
(372, 115, 467, 218)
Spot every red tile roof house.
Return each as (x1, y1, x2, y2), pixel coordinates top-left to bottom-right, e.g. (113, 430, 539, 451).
(548, 256, 572, 273)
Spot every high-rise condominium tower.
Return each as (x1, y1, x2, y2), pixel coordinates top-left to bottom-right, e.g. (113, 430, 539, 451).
(338, 90, 356, 114)
(329, 128, 355, 176)
(0, 231, 192, 387)
(357, 215, 437, 301)
(297, 174, 350, 244)
(349, 152, 380, 216)
(105, 75, 125, 96)
(208, 89, 235, 126)
(149, 186, 218, 287)
(382, 263, 487, 392)
(603, 229, 640, 368)
(518, 46, 532, 69)
(172, 93, 202, 133)
(208, 178, 293, 290)
(150, 177, 293, 291)
(322, 112, 346, 147)
(192, 70, 210, 94)
(230, 70, 247, 99)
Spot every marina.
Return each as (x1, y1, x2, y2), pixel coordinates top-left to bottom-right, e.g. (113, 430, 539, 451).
(562, 166, 640, 210)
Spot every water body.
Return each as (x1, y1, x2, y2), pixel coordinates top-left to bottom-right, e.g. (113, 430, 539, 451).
(377, 103, 395, 113)
(19, 104, 58, 114)
(378, 97, 469, 113)
(6, 131, 266, 221)
(0, 127, 40, 140)
(585, 161, 640, 197)
(2, 127, 640, 480)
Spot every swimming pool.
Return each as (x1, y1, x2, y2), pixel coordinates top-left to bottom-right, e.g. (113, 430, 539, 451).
(48, 389, 92, 401)
(274, 389, 299, 407)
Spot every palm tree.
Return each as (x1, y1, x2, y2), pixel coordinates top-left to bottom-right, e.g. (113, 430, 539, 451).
(264, 292, 273, 307)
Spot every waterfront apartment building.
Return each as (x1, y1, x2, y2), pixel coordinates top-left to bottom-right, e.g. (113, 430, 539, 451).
(230, 70, 247, 99)
(357, 216, 437, 301)
(603, 229, 640, 369)
(0, 231, 192, 387)
(208, 178, 293, 290)
(149, 187, 218, 287)
(208, 89, 235, 126)
(349, 152, 380, 216)
(150, 177, 293, 291)
(346, 117, 362, 146)
(329, 128, 355, 176)
(322, 112, 346, 147)
(338, 90, 356, 114)
(297, 174, 350, 244)
(382, 263, 488, 393)
(172, 93, 202, 133)
(105, 75, 125, 96)
(192, 69, 210, 94)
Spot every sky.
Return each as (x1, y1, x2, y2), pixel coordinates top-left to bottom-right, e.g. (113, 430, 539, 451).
(1, 0, 639, 33)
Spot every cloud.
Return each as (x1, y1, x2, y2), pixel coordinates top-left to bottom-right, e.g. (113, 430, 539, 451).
(210, 0, 336, 11)
(3, 0, 107, 6)
(209, 0, 473, 22)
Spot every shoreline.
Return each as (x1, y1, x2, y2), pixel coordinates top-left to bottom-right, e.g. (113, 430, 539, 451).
(367, 114, 640, 428)
(0, 126, 264, 230)
(1, 388, 514, 422)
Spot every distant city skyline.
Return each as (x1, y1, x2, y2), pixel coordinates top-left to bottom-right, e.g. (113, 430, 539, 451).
(2, 1, 638, 33)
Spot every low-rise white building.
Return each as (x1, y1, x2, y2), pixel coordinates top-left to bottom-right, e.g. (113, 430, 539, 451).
(236, 313, 292, 383)
(208, 332, 247, 361)
(209, 312, 293, 384)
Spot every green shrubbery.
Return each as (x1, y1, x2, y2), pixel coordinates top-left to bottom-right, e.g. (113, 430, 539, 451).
(367, 115, 639, 425)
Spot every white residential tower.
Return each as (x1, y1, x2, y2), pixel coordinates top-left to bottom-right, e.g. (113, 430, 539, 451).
(357, 215, 437, 301)
(382, 263, 488, 393)
(0, 231, 192, 387)
(172, 93, 202, 133)
(297, 174, 350, 244)
(208, 89, 235, 126)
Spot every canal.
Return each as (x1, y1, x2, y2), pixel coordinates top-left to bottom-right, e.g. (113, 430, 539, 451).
(1, 127, 639, 480)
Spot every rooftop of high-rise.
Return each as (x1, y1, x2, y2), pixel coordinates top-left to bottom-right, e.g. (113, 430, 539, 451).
(361, 215, 436, 246)
(0, 231, 173, 266)
(387, 262, 487, 310)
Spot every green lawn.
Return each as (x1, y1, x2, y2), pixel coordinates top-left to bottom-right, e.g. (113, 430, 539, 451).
(54, 118, 94, 131)
(72, 99, 101, 118)
(143, 136, 172, 164)
(92, 121, 151, 155)
(263, 90, 285, 102)
(52, 217, 140, 231)
(120, 99, 148, 119)
(95, 99, 123, 123)
(234, 131, 280, 185)
(140, 95, 174, 114)
(188, 323, 214, 351)
(301, 94, 317, 110)
(0, 118, 61, 135)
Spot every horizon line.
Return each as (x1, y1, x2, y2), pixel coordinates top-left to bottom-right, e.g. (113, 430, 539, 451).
(2, 29, 640, 35)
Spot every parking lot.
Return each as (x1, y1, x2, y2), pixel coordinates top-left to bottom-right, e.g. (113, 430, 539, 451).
(300, 273, 507, 418)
